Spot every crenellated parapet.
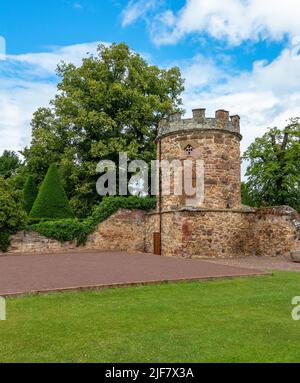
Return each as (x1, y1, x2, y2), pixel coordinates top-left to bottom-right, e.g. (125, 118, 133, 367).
(158, 108, 241, 139)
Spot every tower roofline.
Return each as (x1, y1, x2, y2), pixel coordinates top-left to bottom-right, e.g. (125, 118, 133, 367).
(158, 108, 241, 139)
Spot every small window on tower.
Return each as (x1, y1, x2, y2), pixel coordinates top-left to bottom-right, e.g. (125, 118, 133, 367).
(185, 145, 194, 156)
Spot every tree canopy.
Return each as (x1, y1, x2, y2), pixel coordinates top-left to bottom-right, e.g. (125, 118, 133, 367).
(22, 43, 184, 216)
(0, 150, 21, 179)
(243, 119, 300, 210)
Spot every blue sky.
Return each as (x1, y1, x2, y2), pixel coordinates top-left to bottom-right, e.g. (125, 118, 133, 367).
(0, 0, 300, 159)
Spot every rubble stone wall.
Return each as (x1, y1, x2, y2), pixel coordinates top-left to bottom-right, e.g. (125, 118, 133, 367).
(145, 207, 299, 258)
(7, 209, 146, 255)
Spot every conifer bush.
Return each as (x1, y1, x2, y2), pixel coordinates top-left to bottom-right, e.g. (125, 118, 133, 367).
(23, 175, 38, 214)
(30, 164, 74, 219)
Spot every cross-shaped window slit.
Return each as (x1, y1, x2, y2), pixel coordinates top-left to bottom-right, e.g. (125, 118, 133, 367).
(185, 145, 194, 156)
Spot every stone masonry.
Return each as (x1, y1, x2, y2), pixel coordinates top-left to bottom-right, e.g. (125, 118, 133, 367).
(157, 109, 242, 210)
(8, 209, 146, 254)
(145, 207, 299, 258)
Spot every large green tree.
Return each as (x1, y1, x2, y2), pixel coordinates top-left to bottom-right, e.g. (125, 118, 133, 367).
(243, 119, 300, 210)
(23, 43, 184, 216)
(0, 150, 21, 179)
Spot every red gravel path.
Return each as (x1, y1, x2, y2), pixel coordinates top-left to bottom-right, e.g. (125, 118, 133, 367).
(0, 251, 267, 297)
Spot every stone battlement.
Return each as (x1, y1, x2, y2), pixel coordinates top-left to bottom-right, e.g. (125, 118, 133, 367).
(158, 108, 241, 138)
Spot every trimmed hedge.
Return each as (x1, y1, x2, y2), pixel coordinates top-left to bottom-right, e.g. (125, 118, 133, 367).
(29, 196, 156, 246)
(23, 175, 38, 214)
(30, 164, 74, 219)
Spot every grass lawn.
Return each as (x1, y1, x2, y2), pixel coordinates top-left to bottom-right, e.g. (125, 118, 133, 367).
(0, 271, 300, 363)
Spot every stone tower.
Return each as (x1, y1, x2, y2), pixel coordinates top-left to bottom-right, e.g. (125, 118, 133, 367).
(157, 108, 242, 211)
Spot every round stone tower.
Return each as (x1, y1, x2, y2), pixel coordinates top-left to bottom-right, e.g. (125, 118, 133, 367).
(157, 108, 242, 211)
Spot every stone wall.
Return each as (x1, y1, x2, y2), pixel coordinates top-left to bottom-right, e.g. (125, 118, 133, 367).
(7, 209, 146, 254)
(6, 206, 300, 259)
(252, 206, 300, 257)
(145, 207, 299, 259)
(85, 209, 146, 252)
(9, 231, 77, 254)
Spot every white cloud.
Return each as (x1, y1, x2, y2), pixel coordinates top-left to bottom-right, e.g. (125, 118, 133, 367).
(73, 2, 83, 9)
(0, 36, 6, 59)
(181, 54, 228, 90)
(122, 0, 159, 27)
(0, 42, 101, 155)
(181, 39, 300, 158)
(5, 42, 100, 77)
(139, 0, 300, 46)
(0, 81, 57, 153)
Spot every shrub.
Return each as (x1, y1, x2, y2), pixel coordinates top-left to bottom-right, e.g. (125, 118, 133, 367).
(0, 177, 27, 252)
(90, 196, 156, 224)
(30, 164, 74, 219)
(23, 175, 38, 214)
(29, 219, 94, 246)
(29, 196, 156, 246)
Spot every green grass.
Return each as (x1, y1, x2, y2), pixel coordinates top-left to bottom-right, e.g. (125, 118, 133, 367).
(1, 272, 300, 363)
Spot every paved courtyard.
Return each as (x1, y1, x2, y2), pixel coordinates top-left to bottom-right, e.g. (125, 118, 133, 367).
(0, 251, 267, 296)
(206, 256, 300, 272)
